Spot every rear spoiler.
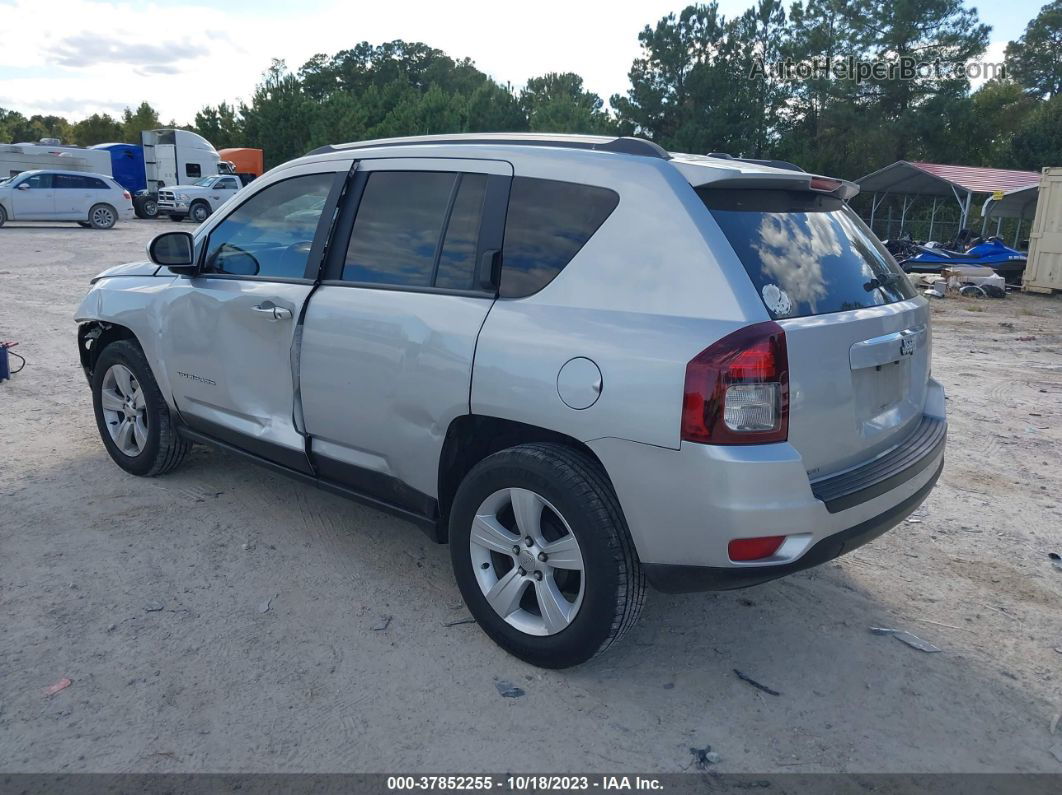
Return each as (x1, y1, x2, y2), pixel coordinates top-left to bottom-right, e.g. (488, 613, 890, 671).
(707, 152, 805, 173)
(678, 167, 860, 202)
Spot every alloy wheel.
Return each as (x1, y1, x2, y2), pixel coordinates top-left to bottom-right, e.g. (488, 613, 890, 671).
(92, 206, 115, 227)
(469, 488, 585, 636)
(100, 364, 148, 457)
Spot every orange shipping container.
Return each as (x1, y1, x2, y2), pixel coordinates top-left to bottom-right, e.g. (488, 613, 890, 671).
(218, 148, 264, 177)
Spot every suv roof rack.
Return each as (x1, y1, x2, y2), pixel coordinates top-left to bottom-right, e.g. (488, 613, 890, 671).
(707, 152, 805, 173)
(307, 134, 671, 161)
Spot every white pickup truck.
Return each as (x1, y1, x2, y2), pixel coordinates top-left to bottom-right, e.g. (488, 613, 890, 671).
(157, 174, 242, 223)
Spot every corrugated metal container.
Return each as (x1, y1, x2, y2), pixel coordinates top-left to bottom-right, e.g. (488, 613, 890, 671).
(1023, 167, 1062, 294)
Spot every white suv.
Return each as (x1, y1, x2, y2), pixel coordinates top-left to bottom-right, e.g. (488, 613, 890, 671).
(75, 134, 946, 667)
(0, 169, 133, 228)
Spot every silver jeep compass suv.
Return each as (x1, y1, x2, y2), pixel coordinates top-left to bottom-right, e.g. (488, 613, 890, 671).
(76, 134, 946, 668)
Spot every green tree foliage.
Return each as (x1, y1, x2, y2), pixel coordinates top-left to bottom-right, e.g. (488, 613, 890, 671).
(1005, 0, 1062, 98)
(776, 0, 869, 175)
(239, 60, 316, 168)
(0, 109, 72, 143)
(194, 102, 245, 149)
(121, 102, 161, 143)
(4, 1, 1061, 177)
(71, 113, 124, 146)
(520, 73, 615, 133)
(1009, 94, 1062, 168)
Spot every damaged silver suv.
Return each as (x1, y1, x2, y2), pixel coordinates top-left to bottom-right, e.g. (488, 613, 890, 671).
(76, 134, 946, 667)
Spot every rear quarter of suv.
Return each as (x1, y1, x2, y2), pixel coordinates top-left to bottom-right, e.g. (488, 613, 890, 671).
(75, 134, 945, 667)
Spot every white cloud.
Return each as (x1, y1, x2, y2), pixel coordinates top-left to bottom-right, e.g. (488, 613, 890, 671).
(0, 0, 704, 123)
(969, 40, 1009, 90)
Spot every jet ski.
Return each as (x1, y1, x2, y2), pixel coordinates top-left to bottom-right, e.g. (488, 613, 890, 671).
(895, 236, 1027, 285)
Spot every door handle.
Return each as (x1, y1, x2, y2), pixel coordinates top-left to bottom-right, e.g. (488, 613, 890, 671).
(252, 303, 292, 321)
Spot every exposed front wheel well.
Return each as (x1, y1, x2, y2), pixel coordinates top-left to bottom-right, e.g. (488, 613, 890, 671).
(78, 321, 138, 379)
(436, 415, 613, 543)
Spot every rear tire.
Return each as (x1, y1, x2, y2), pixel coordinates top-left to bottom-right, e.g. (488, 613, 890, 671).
(0, 205, 7, 227)
(88, 203, 117, 229)
(449, 443, 645, 668)
(91, 340, 190, 477)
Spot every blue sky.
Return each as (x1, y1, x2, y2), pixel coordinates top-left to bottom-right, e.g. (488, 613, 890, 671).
(0, 0, 1048, 124)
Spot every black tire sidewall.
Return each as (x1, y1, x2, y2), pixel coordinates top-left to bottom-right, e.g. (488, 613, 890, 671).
(191, 203, 209, 222)
(449, 448, 625, 668)
(91, 342, 166, 476)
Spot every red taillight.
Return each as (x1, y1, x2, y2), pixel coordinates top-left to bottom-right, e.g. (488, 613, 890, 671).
(728, 535, 786, 561)
(681, 321, 788, 445)
(123, 190, 132, 200)
(809, 176, 842, 192)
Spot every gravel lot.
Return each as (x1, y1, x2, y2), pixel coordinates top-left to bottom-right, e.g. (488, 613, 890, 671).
(1, 219, 1061, 774)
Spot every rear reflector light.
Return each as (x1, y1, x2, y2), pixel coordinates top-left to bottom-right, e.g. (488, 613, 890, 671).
(729, 535, 786, 561)
(809, 176, 842, 192)
(681, 321, 789, 444)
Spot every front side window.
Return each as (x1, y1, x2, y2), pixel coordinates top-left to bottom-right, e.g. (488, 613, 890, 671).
(218, 178, 239, 190)
(500, 177, 619, 298)
(185, 163, 202, 178)
(18, 173, 53, 189)
(202, 173, 335, 280)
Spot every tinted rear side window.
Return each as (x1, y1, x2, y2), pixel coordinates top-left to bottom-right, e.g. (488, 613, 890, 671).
(55, 174, 107, 189)
(500, 177, 619, 298)
(435, 173, 487, 290)
(700, 189, 915, 319)
(343, 171, 455, 286)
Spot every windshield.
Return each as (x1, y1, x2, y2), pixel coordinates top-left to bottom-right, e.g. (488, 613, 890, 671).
(192, 177, 216, 187)
(699, 188, 916, 320)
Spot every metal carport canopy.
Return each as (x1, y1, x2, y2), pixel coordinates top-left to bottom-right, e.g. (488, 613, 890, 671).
(982, 184, 1039, 220)
(857, 161, 1040, 196)
(856, 161, 1041, 237)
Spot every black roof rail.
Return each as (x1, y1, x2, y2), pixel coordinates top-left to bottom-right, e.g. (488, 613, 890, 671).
(707, 152, 805, 173)
(306, 134, 671, 160)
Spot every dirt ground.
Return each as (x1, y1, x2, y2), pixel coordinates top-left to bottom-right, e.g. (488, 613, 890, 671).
(1, 219, 1061, 774)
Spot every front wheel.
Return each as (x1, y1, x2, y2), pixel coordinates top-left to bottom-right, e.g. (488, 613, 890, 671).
(0, 205, 7, 227)
(91, 340, 190, 477)
(133, 196, 158, 219)
(449, 443, 645, 668)
(190, 202, 210, 223)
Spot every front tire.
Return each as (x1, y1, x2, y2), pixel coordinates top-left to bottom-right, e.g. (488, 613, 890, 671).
(449, 443, 645, 668)
(91, 340, 190, 477)
(190, 201, 210, 223)
(133, 196, 158, 219)
(0, 204, 7, 227)
(88, 203, 117, 229)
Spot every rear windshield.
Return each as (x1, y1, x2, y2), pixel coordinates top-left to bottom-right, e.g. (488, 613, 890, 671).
(699, 188, 915, 319)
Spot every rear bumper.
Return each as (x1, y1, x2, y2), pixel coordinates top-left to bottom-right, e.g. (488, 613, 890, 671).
(587, 379, 946, 591)
(643, 457, 943, 592)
